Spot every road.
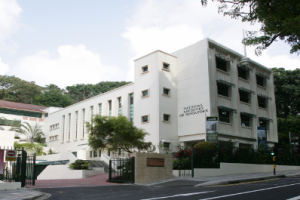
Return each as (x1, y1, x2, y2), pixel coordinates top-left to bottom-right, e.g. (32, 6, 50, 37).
(39, 176, 300, 200)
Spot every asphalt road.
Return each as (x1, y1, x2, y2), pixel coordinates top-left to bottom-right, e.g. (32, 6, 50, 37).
(39, 176, 300, 200)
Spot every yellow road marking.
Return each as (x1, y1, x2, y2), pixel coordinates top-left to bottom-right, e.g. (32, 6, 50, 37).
(204, 178, 279, 187)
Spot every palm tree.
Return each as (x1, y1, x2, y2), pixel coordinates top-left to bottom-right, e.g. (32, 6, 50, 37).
(10, 122, 44, 143)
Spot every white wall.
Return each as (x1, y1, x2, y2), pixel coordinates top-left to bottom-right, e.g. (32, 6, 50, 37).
(36, 152, 77, 163)
(0, 130, 14, 149)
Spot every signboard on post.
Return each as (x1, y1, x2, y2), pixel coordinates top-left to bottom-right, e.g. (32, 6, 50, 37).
(206, 117, 218, 143)
(291, 134, 299, 154)
(5, 150, 17, 161)
(257, 127, 267, 148)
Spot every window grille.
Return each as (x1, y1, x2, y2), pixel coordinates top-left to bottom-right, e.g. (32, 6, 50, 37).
(241, 114, 250, 127)
(118, 97, 122, 115)
(163, 143, 170, 150)
(239, 90, 250, 103)
(99, 104, 102, 116)
(259, 117, 273, 123)
(142, 115, 148, 123)
(238, 67, 248, 80)
(130, 94, 134, 122)
(218, 108, 230, 123)
(217, 83, 229, 97)
(258, 97, 267, 108)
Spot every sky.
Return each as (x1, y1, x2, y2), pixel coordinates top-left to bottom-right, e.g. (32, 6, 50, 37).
(0, 0, 299, 88)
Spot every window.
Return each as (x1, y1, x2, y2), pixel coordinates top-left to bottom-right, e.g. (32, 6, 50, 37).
(108, 100, 112, 116)
(75, 111, 78, 139)
(68, 113, 71, 141)
(163, 63, 170, 71)
(142, 65, 148, 73)
(82, 109, 85, 137)
(99, 103, 102, 116)
(91, 106, 94, 120)
(163, 142, 170, 150)
(90, 151, 92, 158)
(62, 115, 65, 142)
(142, 115, 149, 123)
(256, 75, 264, 87)
(259, 119, 267, 127)
(238, 68, 247, 80)
(130, 94, 134, 122)
(99, 150, 101, 157)
(217, 83, 229, 97)
(219, 108, 230, 123)
(163, 114, 170, 122)
(44, 113, 48, 118)
(216, 58, 227, 72)
(142, 90, 149, 98)
(118, 148, 121, 155)
(258, 96, 267, 108)
(118, 97, 122, 116)
(241, 114, 250, 127)
(163, 88, 170, 96)
(93, 151, 97, 157)
(239, 90, 250, 103)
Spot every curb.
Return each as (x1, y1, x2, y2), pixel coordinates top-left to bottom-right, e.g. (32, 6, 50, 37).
(195, 175, 286, 187)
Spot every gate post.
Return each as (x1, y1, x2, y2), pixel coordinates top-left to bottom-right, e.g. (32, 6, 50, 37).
(32, 153, 36, 186)
(131, 157, 135, 184)
(191, 148, 194, 178)
(20, 149, 27, 187)
(109, 159, 112, 181)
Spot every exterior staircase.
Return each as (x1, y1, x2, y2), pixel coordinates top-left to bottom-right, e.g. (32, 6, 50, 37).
(86, 160, 110, 173)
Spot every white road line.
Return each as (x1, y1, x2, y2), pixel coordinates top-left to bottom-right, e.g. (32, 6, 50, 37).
(199, 182, 300, 200)
(140, 191, 216, 200)
(286, 195, 300, 200)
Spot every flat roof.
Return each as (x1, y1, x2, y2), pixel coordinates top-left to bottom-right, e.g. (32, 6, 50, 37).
(0, 100, 48, 113)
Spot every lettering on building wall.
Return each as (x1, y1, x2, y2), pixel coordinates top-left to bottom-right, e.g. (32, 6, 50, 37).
(147, 158, 164, 167)
(179, 104, 208, 117)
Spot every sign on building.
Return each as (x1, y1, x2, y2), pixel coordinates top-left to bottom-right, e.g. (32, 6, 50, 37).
(206, 117, 218, 143)
(257, 127, 267, 148)
(5, 150, 17, 161)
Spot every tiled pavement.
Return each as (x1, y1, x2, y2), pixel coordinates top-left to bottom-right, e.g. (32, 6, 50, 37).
(26, 174, 120, 189)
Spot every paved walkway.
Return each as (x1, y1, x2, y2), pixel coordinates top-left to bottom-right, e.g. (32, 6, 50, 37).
(26, 174, 120, 189)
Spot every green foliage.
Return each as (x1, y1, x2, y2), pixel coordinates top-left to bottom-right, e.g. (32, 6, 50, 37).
(194, 141, 217, 150)
(35, 84, 73, 108)
(87, 115, 153, 153)
(200, 0, 300, 55)
(173, 158, 191, 170)
(69, 160, 91, 170)
(10, 122, 44, 143)
(14, 136, 20, 139)
(48, 149, 57, 155)
(14, 142, 45, 156)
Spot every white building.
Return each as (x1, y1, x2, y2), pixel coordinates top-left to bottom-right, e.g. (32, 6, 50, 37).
(2, 38, 278, 160)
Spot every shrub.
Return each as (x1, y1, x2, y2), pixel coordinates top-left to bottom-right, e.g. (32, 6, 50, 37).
(194, 142, 217, 150)
(69, 160, 91, 170)
(14, 136, 20, 139)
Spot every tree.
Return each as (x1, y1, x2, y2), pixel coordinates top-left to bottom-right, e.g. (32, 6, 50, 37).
(200, 0, 300, 55)
(14, 142, 45, 156)
(271, 68, 300, 118)
(86, 115, 153, 153)
(10, 122, 44, 143)
(35, 84, 74, 108)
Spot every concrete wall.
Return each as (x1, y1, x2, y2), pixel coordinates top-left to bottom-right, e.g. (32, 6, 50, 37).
(194, 162, 300, 177)
(0, 181, 21, 191)
(37, 165, 104, 180)
(36, 152, 77, 163)
(0, 130, 14, 149)
(134, 152, 172, 184)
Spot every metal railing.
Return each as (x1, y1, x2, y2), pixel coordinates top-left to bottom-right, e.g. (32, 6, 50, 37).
(108, 157, 134, 183)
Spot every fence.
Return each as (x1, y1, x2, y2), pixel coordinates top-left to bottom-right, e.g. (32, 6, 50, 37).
(108, 157, 134, 183)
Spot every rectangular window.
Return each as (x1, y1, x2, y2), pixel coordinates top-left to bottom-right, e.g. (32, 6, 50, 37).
(142, 65, 148, 73)
(99, 103, 102, 116)
(62, 115, 65, 142)
(93, 151, 97, 157)
(241, 115, 250, 127)
(90, 151, 92, 158)
(142, 90, 149, 97)
(163, 114, 170, 122)
(130, 94, 134, 122)
(163, 142, 170, 150)
(163, 63, 170, 71)
(75, 111, 78, 140)
(216, 58, 227, 72)
(99, 150, 101, 157)
(217, 83, 229, 97)
(163, 88, 170, 96)
(239, 90, 249, 103)
(257, 75, 264, 87)
(142, 115, 149, 123)
(118, 97, 122, 116)
(82, 109, 85, 138)
(68, 113, 71, 141)
(258, 97, 267, 108)
(219, 108, 230, 123)
(91, 106, 94, 126)
(259, 119, 267, 127)
(108, 100, 112, 116)
(238, 68, 247, 80)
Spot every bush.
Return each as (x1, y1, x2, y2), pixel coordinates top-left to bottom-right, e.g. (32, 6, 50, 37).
(69, 160, 91, 170)
(173, 158, 191, 170)
(14, 136, 20, 139)
(194, 142, 217, 150)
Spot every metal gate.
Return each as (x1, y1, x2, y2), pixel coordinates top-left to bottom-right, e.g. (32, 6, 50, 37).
(1, 148, 36, 187)
(108, 157, 135, 183)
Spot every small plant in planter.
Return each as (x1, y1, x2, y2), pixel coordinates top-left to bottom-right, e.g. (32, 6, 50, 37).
(69, 160, 91, 170)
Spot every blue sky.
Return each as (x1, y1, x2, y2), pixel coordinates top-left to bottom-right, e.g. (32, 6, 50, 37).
(0, 0, 299, 88)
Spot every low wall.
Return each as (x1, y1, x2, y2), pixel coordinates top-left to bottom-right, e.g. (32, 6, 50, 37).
(0, 181, 21, 191)
(37, 165, 104, 180)
(134, 152, 172, 184)
(36, 152, 77, 163)
(194, 162, 300, 177)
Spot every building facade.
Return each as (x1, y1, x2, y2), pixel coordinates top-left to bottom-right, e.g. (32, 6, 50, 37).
(1, 38, 278, 160)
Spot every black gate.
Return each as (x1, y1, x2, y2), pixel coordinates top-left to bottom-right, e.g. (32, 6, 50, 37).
(0, 148, 36, 187)
(108, 157, 135, 183)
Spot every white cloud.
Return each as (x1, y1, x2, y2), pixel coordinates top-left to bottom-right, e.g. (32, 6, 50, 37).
(0, 0, 22, 43)
(10, 45, 125, 88)
(0, 57, 9, 75)
(123, 0, 300, 80)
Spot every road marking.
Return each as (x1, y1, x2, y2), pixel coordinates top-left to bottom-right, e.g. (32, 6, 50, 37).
(140, 191, 215, 200)
(199, 182, 300, 200)
(204, 178, 279, 187)
(287, 195, 300, 200)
